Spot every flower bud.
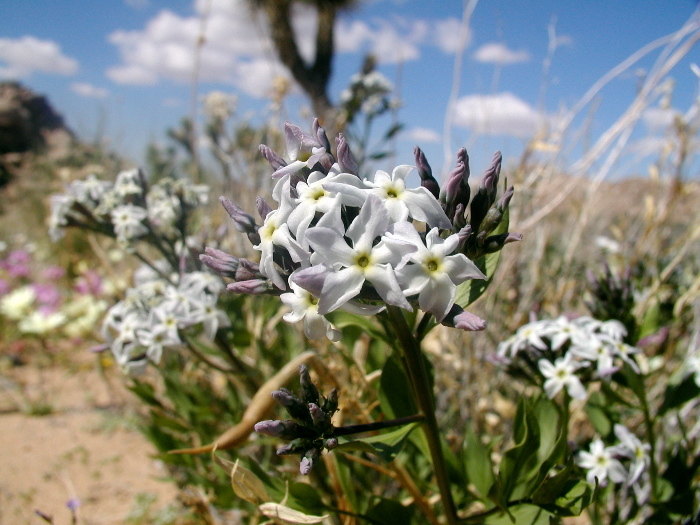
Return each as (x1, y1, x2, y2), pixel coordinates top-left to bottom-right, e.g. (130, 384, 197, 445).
(336, 134, 358, 175)
(200, 247, 239, 278)
(441, 305, 487, 331)
(219, 197, 257, 234)
(235, 258, 261, 282)
(308, 403, 326, 425)
(413, 146, 439, 199)
(300, 447, 321, 475)
(276, 438, 309, 456)
(313, 118, 331, 152)
(254, 419, 314, 440)
(324, 437, 338, 450)
(256, 197, 272, 221)
(299, 364, 320, 405)
(259, 144, 287, 170)
(322, 388, 339, 416)
(272, 388, 313, 424)
(227, 279, 272, 295)
(481, 232, 523, 254)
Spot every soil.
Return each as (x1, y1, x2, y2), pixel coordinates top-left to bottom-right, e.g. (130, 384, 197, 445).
(0, 349, 179, 525)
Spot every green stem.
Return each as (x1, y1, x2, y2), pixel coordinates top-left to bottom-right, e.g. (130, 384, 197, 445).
(334, 414, 425, 437)
(637, 385, 659, 500)
(385, 305, 458, 525)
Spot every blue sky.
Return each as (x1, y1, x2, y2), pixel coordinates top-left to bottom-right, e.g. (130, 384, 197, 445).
(1, 0, 699, 180)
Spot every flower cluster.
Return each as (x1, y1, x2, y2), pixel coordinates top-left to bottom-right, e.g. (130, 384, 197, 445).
(576, 424, 651, 501)
(0, 247, 108, 338)
(203, 119, 521, 340)
(340, 67, 396, 120)
(254, 365, 339, 475)
(496, 315, 641, 400)
(49, 169, 209, 248)
(101, 264, 228, 374)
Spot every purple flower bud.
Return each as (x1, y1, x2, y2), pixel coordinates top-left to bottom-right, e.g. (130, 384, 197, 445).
(324, 437, 338, 450)
(496, 185, 514, 213)
(414, 146, 439, 199)
(322, 388, 339, 415)
(308, 403, 326, 425)
(482, 232, 523, 254)
(336, 134, 358, 175)
(66, 498, 81, 512)
(453, 310, 487, 331)
(300, 448, 320, 475)
(254, 419, 313, 440)
(259, 144, 287, 170)
(219, 197, 257, 233)
(271, 388, 298, 407)
(235, 258, 261, 282)
(313, 118, 331, 152)
(441, 305, 486, 331)
(226, 279, 272, 295)
(276, 439, 308, 456)
(299, 364, 320, 405)
(256, 197, 272, 221)
(200, 247, 240, 278)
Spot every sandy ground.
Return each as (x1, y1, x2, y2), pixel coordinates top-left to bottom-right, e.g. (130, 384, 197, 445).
(0, 354, 179, 525)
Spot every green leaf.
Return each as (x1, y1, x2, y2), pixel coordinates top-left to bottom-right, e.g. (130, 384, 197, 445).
(659, 373, 700, 414)
(365, 497, 414, 524)
(585, 391, 613, 436)
(383, 123, 404, 140)
(464, 426, 495, 498)
(329, 310, 389, 343)
(497, 398, 541, 504)
(337, 422, 420, 463)
(379, 355, 417, 419)
(484, 504, 552, 525)
(546, 479, 593, 517)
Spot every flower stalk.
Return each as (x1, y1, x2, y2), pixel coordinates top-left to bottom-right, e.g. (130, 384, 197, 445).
(385, 305, 458, 525)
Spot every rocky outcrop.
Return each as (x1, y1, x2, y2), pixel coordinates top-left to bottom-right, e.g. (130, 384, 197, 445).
(0, 81, 74, 156)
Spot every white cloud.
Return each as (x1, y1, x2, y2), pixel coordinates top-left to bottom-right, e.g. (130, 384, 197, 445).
(0, 36, 78, 78)
(453, 92, 543, 138)
(473, 42, 530, 65)
(432, 17, 472, 54)
(106, 0, 470, 96)
(71, 82, 109, 99)
(405, 126, 440, 143)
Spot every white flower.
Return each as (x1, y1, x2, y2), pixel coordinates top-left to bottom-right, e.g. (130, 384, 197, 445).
(361, 165, 450, 228)
(281, 278, 340, 341)
(111, 204, 148, 242)
(18, 311, 66, 335)
(613, 424, 650, 486)
(394, 226, 485, 321)
(497, 320, 551, 358)
(254, 198, 309, 290)
(577, 438, 628, 486)
(0, 286, 36, 320)
(538, 354, 587, 400)
(300, 195, 415, 314)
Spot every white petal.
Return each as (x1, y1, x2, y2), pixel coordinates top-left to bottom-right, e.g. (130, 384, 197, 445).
(318, 267, 365, 314)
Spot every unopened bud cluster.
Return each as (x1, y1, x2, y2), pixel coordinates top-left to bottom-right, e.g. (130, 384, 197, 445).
(254, 365, 338, 475)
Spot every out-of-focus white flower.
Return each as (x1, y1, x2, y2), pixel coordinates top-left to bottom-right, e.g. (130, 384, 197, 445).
(111, 204, 149, 243)
(0, 286, 36, 320)
(613, 424, 650, 486)
(18, 310, 66, 335)
(577, 438, 628, 486)
(538, 354, 587, 400)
